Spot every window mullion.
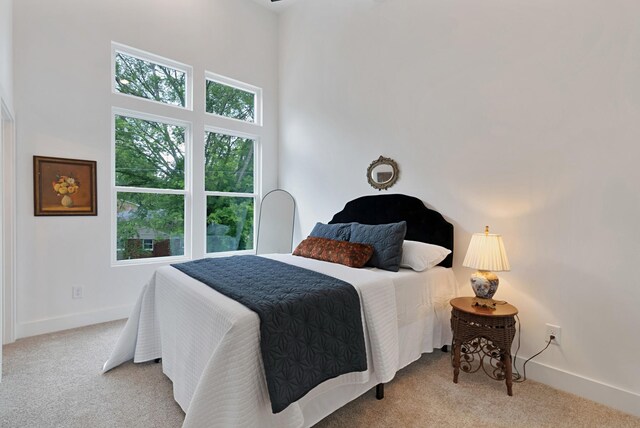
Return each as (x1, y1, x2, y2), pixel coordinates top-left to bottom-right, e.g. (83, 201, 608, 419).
(112, 44, 261, 265)
(191, 116, 206, 260)
(115, 186, 186, 195)
(204, 191, 257, 198)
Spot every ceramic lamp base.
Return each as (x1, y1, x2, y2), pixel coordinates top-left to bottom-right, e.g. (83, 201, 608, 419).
(471, 297, 497, 309)
(470, 270, 499, 310)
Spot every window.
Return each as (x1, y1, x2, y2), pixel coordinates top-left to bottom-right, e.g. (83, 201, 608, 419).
(142, 239, 154, 251)
(112, 43, 262, 265)
(205, 130, 256, 253)
(114, 111, 189, 261)
(112, 43, 192, 110)
(205, 72, 262, 125)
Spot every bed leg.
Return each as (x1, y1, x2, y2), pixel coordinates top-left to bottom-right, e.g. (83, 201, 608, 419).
(441, 345, 448, 353)
(154, 358, 161, 363)
(376, 383, 384, 400)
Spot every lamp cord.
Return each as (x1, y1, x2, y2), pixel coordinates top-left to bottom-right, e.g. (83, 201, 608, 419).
(511, 313, 554, 383)
(463, 300, 553, 382)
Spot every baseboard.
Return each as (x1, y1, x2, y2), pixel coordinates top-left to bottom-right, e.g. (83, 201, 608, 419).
(16, 305, 132, 339)
(515, 356, 640, 418)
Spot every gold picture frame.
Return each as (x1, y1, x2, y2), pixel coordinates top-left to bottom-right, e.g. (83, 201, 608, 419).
(34, 156, 97, 216)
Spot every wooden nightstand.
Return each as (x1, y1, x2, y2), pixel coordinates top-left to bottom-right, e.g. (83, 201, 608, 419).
(450, 297, 518, 396)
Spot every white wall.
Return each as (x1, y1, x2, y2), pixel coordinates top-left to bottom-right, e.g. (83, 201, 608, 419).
(0, 0, 12, 111)
(279, 0, 640, 416)
(13, 0, 279, 336)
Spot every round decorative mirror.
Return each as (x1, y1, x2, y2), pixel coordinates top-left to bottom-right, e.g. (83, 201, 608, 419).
(367, 156, 399, 191)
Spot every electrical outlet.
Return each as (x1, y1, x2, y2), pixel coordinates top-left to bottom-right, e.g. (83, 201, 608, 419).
(546, 323, 561, 346)
(72, 286, 83, 299)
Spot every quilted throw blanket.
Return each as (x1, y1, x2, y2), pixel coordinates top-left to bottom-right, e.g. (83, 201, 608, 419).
(171, 255, 367, 413)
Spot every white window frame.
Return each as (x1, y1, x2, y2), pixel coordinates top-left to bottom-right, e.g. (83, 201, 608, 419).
(204, 71, 263, 126)
(110, 43, 265, 266)
(203, 126, 261, 257)
(111, 107, 193, 266)
(112, 42, 193, 111)
(142, 239, 154, 251)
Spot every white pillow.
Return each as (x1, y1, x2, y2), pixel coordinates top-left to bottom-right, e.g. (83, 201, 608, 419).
(400, 240, 451, 271)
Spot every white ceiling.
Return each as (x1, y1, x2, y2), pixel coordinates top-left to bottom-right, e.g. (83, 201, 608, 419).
(248, 0, 297, 13)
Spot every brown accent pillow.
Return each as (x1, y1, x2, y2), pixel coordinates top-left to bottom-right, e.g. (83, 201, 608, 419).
(293, 236, 374, 268)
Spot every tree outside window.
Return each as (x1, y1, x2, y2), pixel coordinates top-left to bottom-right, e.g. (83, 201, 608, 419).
(205, 132, 255, 253)
(115, 114, 186, 261)
(112, 43, 261, 263)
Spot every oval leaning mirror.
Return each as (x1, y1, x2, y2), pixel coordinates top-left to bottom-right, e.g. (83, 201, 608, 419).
(256, 189, 296, 254)
(367, 156, 399, 191)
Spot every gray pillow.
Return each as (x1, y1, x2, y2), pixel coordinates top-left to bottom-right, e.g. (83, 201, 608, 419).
(349, 222, 407, 271)
(309, 222, 352, 241)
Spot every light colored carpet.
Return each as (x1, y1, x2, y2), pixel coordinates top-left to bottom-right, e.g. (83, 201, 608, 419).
(1, 320, 638, 428)
(1, 320, 184, 428)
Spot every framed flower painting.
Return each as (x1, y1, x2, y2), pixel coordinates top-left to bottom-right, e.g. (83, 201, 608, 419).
(33, 156, 97, 216)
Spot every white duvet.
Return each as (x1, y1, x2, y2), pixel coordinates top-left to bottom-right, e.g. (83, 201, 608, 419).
(103, 254, 401, 428)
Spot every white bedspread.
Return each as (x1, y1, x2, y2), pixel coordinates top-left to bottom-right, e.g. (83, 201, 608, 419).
(103, 254, 400, 428)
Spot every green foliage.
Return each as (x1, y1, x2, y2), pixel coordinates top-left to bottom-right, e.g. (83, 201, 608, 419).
(204, 132, 255, 253)
(206, 197, 254, 253)
(115, 53, 185, 107)
(115, 115, 185, 189)
(115, 70, 257, 259)
(206, 80, 255, 122)
(205, 132, 254, 193)
(116, 193, 185, 260)
(115, 114, 187, 260)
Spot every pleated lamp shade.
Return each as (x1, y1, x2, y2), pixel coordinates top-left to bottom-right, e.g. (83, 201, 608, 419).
(463, 231, 510, 272)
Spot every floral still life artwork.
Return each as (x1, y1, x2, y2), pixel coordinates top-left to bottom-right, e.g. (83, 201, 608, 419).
(53, 175, 80, 208)
(34, 156, 97, 216)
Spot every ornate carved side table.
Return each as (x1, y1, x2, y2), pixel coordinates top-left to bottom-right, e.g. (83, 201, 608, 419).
(450, 297, 518, 396)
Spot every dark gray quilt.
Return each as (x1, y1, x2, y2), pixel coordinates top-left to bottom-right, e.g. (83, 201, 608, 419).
(171, 255, 367, 413)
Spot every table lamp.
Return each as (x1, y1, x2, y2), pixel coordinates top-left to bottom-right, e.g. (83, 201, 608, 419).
(462, 226, 510, 309)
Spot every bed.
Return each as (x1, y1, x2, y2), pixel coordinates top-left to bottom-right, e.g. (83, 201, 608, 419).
(103, 194, 457, 427)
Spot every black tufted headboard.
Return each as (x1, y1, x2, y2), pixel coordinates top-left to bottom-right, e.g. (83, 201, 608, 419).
(328, 194, 454, 268)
